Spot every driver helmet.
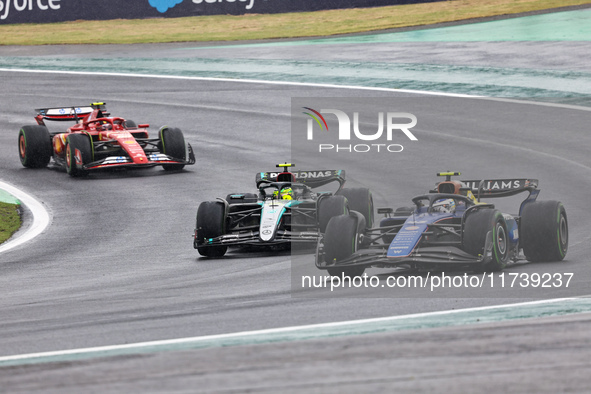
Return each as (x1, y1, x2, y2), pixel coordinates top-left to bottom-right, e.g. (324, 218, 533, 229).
(432, 198, 456, 213)
(98, 121, 112, 131)
(273, 187, 293, 200)
(280, 187, 293, 200)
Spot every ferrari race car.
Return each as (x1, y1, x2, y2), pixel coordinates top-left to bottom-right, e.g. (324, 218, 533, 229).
(18, 102, 195, 177)
(316, 172, 568, 277)
(194, 163, 374, 257)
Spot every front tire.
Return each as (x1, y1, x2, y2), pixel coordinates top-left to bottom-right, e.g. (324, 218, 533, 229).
(337, 188, 374, 228)
(123, 120, 137, 129)
(521, 201, 568, 262)
(18, 125, 52, 168)
(463, 208, 509, 272)
(324, 214, 365, 277)
(65, 134, 93, 177)
(160, 127, 186, 171)
(196, 201, 228, 258)
(317, 195, 348, 233)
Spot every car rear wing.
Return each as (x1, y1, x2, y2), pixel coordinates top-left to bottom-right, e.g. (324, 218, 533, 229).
(256, 170, 346, 190)
(34, 102, 108, 125)
(462, 178, 542, 217)
(35, 106, 95, 123)
(460, 178, 539, 198)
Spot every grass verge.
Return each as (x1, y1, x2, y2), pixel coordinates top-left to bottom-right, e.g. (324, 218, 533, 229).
(0, 202, 21, 245)
(0, 0, 589, 45)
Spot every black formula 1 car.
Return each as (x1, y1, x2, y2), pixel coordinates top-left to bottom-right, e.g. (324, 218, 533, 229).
(194, 163, 374, 257)
(316, 172, 568, 276)
(18, 102, 195, 176)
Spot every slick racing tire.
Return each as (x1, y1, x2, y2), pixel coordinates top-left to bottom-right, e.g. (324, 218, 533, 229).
(159, 127, 186, 171)
(196, 201, 228, 258)
(317, 195, 348, 233)
(463, 208, 509, 272)
(123, 120, 137, 129)
(338, 188, 374, 228)
(18, 125, 52, 168)
(65, 134, 93, 177)
(521, 200, 568, 262)
(324, 214, 365, 278)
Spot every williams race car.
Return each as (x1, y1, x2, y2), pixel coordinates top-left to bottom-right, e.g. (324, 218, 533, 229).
(316, 172, 568, 276)
(18, 102, 195, 176)
(194, 163, 374, 257)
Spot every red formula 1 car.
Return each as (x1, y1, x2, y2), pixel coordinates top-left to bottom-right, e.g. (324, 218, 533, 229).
(18, 102, 195, 177)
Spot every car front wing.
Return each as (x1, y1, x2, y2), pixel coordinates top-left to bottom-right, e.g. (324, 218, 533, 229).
(316, 245, 488, 271)
(195, 230, 320, 248)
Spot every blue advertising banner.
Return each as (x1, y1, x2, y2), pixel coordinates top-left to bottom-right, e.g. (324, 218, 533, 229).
(0, 0, 442, 25)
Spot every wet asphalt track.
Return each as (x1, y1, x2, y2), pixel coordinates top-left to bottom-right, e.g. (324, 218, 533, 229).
(1, 8, 591, 392)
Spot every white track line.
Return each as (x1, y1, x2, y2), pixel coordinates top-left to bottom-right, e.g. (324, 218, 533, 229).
(1, 67, 591, 112)
(0, 296, 589, 365)
(1, 67, 475, 96)
(0, 181, 50, 254)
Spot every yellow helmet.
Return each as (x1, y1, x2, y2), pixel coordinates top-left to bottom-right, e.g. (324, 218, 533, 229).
(280, 187, 292, 200)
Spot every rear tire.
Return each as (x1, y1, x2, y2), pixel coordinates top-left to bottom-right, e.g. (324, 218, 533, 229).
(324, 215, 365, 277)
(65, 134, 93, 177)
(338, 188, 374, 228)
(123, 120, 137, 129)
(196, 201, 228, 258)
(463, 209, 509, 272)
(18, 125, 52, 168)
(160, 127, 186, 171)
(521, 201, 568, 262)
(317, 195, 348, 233)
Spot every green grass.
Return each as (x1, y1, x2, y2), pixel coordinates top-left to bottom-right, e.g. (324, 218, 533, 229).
(0, 202, 21, 244)
(0, 0, 589, 45)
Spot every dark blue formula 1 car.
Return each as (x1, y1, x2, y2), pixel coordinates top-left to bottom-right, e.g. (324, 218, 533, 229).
(316, 172, 568, 277)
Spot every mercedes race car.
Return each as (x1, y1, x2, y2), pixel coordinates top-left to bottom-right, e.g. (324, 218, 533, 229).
(316, 172, 568, 277)
(194, 163, 374, 257)
(18, 102, 195, 177)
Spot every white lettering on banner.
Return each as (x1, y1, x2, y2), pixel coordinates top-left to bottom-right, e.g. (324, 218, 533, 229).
(192, 0, 255, 10)
(0, 0, 60, 20)
(14, 0, 27, 12)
